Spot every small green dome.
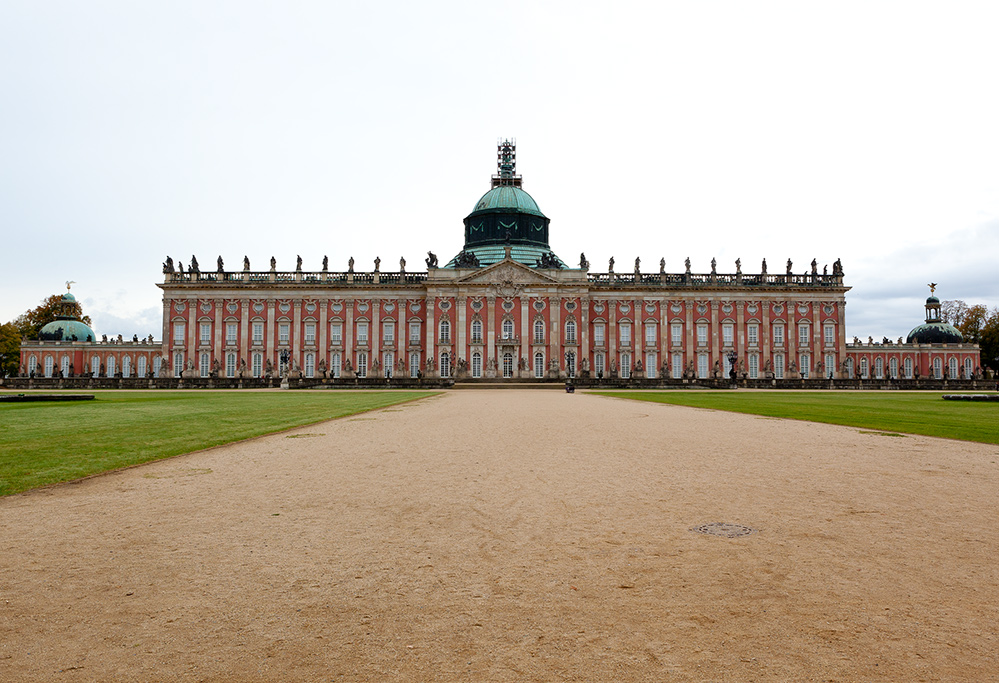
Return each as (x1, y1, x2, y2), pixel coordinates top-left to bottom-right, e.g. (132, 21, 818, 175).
(38, 319, 96, 342)
(471, 186, 545, 217)
(926, 295, 940, 304)
(62, 292, 77, 302)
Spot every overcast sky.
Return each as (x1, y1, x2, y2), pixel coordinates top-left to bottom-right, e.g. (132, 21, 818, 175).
(2, 1, 997, 342)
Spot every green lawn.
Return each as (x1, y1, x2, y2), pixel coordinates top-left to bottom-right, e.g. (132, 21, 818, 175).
(595, 391, 999, 445)
(0, 391, 435, 496)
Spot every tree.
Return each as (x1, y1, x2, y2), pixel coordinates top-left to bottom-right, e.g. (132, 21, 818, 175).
(977, 308, 999, 373)
(0, 323, 20, 377)
(941, 299, 968, 326)
(12, 294, 91, 340)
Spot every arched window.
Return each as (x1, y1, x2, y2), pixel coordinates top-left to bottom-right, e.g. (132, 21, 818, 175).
(825, 353, 836, 379)
(305, 353, 315, 378)
(61, 355, 71, 377)
(501, 319, 514, 340)
(137, 356, 147, 378)
(533, 319, 545, 344)
(933, 357, 942, 379)
(903, 357, 913, 379)
(749, 353, 759, 379)
(697, 354, 707, 379)
(90, 356, 99, 377)
(199, 353, 210, 378)
(565, 319, 577, 343)
(845, 357, 854, 379)
(331, 352, 341, 379)
(227, 352, 237, 378)
(382, 352, 393, 378)
(28, 355, 37, 376)
(107, 356, 116, 377)
(567, 352, 577, 378)
(621, 353, 631, 379)
(775, 353, 785, 379)
(502, 352, 514, 378)
(357, 352, 368, 378)
(645, 352, 656, 378)
(121, 356, 131, 378)
(439, 319, 451, 343)
(534, 352, 545, 378)
(874, 357, 884, 379)
(672, 352, 682, 378)
(964, 358, 974, 379)
(889, 357, 898, 380)
(439, 352, 451, 377)
(595, 352, 606, 377)
(472, 352, 482, 378)
(800, 353, 810, 379)
(44, 356, 54, 377)
(252, 352, 263, 378)
(471, 319, 483, 343)
(948, 357, 958, 379)
(409, 352, 420, 377)
(152, 355, 162, 377)
(860, 357, 869, 379)
(174, 352, 184, 377)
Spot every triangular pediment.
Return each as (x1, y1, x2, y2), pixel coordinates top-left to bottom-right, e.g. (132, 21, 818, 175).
(456, 259, 559, 285)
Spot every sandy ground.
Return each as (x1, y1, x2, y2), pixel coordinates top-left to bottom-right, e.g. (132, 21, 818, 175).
(1, 390, 998, 682)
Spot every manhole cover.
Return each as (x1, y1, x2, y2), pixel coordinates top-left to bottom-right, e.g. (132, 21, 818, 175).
(690, 522, 757, 538)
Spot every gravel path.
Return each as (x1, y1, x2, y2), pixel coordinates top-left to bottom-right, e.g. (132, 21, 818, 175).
(2, 390, 998, 681)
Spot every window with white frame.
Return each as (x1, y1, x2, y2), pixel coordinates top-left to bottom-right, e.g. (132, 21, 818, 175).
(409, 320, 421, 344)
(824, 324, 835, 346)
(279, 322, 290, 343)
(620, 352, 631, 379)
(471, 319, 482, 343)
(594, 323, 606, 346)
(933, 357, 942, 379)
(226, 322, 237, 345)
(748, 324, 759, 346)
(671, 323, 683, 346)
(357, 321, 369, 344)
(595, 352, 605, 377)
(645, 323, 656, 346)
(106, 356, 116, 377)
(860, 357, 869, 379)
(199, 353, 210, 378)
(252, 352, 262, 378)
(43, 355, 54, 377)
(964, 357, 973, 379)
(252, 322, 264, 344)
(409, 352, 420, 377)
(383, 352, 393, 377)
(672, 352, 683, 378)
(645, 352, 656, 378)
(534, 352, 545, 378)
(697, 353, 708, 379)
(800, 353, 810, 378)
(826, 354, 837, 379)
(798, 324, 810, 346)
(173, 322, 185, 344)
(226, 352, 236, 378)
(61, 355, 71, 377)
(774, 353, 785, 379)
(566, 319, 577, 343)
(472, 352, 482, 378)
(620, 323, 632, 347)
(137, 356, 147, 377)
(357, 352, 368, 378)
(874, 357, 884, 379)
(534, 319, 545, 344)
(27, 355, 37, 376)
(948, 357, 958, 379)
(773, 324, 784, 346)
(888, 357, 898, 380)
(749, 353, 759, 379)
(331, 352, 342, 378)
(697, 324, 707, 347)
(200, 322, 211, 345)
(382, 321, 394, 344)
(844, 357, 854, 378)
(502, 319, 514, 340)
(305, 353, 315, 378)
(502, 352, 514, 378)
(90, 356, 99, 377)
(439, 352, 451, 377)
(439, 319, 450, 343)
(305, 323, 316, 344)
(722, 323, 733, 346)
(904, 357, 913, 379)
(120, 356, 130, 378)
(326, 322, 340, 345)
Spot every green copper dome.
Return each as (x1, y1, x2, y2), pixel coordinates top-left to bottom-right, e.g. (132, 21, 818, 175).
(906, 321, 963, 344)
(38, 319, 96, 342)
(470, 186, 546, 217)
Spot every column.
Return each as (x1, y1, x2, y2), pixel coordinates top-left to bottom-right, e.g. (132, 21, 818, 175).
(397, 299, 407, 376)
(457, 296, 467, 364)
(372, 300, 381, 376)
(426, 295, 435, 376)
(266, 300, 276, 369)
(293, 301, 302, 370)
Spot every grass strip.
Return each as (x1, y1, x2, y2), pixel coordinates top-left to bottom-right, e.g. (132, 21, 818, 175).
(594, 391, 999, 445)
(0, 391, 436, 496)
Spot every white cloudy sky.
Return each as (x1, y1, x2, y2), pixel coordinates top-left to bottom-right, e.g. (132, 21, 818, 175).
(2, 1, 997, 342)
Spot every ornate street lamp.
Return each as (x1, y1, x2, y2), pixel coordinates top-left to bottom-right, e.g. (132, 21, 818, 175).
(726, 350, 738, 381)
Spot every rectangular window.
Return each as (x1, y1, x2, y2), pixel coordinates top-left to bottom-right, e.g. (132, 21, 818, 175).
(799, 324, 810, 346)
(173, 322, 185, 344)
(409, 352, 420, 377)
(279, 323, 290, 343)
(775, 353, 785, 379)
(595, 352, 605, 377)
(748, 324, 759, 346)
(824, 324, 835, 346)
(697, 354, 708, 378)
(594, 324, 605, 346)
(409, 321, 421, 344)
(200, 323, 211, 345)
(383, 321, 394, 344)
(620, 353, 631, 379)
(722, 323, 733, 346)
(252, 322, 263, 344)
(305, 323, 316, 344)
(672, 352, 683, 378)
(800, 353, 810, 379)
(773, 324, 784, 346)
(332, 352, 342, 378)
(645, 352, 656, 378)
(252, 353, 262, 378)
(357, 322, 369, 344)
(645, 323, 656, 346)
(357, 352, 367, 377)
(330, 322, 342, 345)
(827, 353, 837, 379)
(619, 324, 631, 346)
(671, 323, 683, 346)
(697, 324, 708, 347)
(226, 353, 236, 378)
(749, 354, 759, 379)
(226, 323, 238, 345)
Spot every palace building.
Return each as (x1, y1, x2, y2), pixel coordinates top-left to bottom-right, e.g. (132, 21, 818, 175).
(16, 140, 982, 385)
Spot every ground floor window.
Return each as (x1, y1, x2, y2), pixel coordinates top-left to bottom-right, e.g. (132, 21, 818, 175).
(91, 356, 100, 377)
(305, 353, 315, 378)
(903, 357, 913, 379)
(933, 357, 942, 379)
(826, 354, 836, 379)
(566, 352, 576, 378)
(174, 352, 184, 377)
(382, 352, 393, 378)
(409, 352, 420, 378)
(227, 352, 237, 378)
(749, 354, 759, 379)
(107, 356, 117, 377)
(252, 352, 263, 378)
(860, 357, 869, 379)
(439, 352, 451, 378)
(888, 357, 898, 380)
(672, 352, 683, 379)
(331, 352, 342, 378)
(137, 356, 148, 377)
(948, 357, 958, 379)
(121, 356, 131, 378)
(621, 352, 631, 379)
(60, 355, 70, 377)
(964, 357, 973, 378)
(645, 352, 656, 379)
(774, 353, 785, 379)
(874, 357, 883, 379)
(845, 357, 854, 379)
(503, 352, 514, 378)
(472, 352, 482, 378)
(595, 352, 606, 377)
(44, 355, 54, 377)
(199, 353, 209, 378)
(357, 352, 368, 378)
(800, 353, 810, 379)
(534, 352, 545, 378)
(697, 354, 708, 379)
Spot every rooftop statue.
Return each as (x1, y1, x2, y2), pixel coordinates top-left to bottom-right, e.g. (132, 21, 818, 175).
(348, 256, 354, 272)
(296, 255, 303, 271)
(425, 251, 438, 268)
(811, 258, 818, 274)
(374, 256, 380, 272)
(270, 256, 276, 270)
(608, 256, 615, 272)
(322, 255, 328, 270)
(761, 258, 767, 274)
(580, 252, 589, 270)
(190, 255, 199, 273)
(217, 256, 224, 272)
(163, 256, 174, 274)
(735, 258, 741, 274)
(786, 258, 793, 274)
(399, 256, 406, 271)
(710, 257, 717, 274)
(634, 256, 640, 273)
(659, 258, 665, 274)
(243, 255, 250, 270)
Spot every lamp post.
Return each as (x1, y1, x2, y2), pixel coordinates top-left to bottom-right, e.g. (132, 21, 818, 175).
(564, 350, 575, 379)
(726, 350, 738, 382)
(279, 349, 289, 377)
